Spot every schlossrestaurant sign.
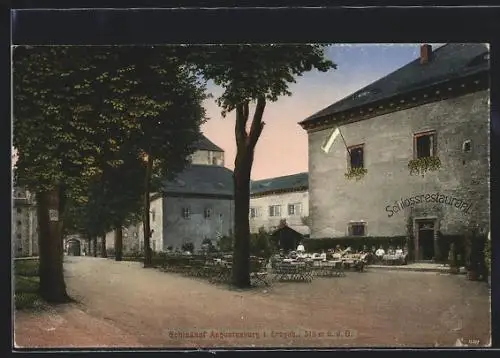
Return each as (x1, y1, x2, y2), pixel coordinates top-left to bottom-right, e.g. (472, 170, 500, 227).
(385, 192, 473, 218)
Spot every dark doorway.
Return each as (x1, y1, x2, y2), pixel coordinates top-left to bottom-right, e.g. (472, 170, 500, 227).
(68, 240, 81, 256)
(417, 220, 435, 261)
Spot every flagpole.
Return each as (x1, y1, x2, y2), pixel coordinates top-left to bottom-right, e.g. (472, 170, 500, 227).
(338, 127, 352, 159)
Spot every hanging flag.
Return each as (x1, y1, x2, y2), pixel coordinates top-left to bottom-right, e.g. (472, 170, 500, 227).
(321, 127, 340, 153)
(321, 126, 352, 159)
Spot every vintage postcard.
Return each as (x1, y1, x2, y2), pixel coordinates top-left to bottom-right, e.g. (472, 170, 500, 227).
(12, 41, 491, 348)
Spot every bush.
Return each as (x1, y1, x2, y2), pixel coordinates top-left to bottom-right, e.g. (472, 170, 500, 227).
(217, 236, 233, 252)
(201, 238, 218, 253)
(127, 249, 143, 258)
(15, 292, 44, 310)
(14, 259, 39, 277)
(14, 259, 44, 310)
(15, 276, 40, 293)
(181, 242, 195, 253)
(250, 231, 273, 258)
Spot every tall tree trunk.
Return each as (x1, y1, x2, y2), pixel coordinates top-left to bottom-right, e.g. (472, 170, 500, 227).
(115, 225, 123, 261)
(232, 157, 253, 287)
(36, 187, 70, 303)
(231, 98, 266, 288)
(101, 233, 107, 258)
(92, 236, 98, 257)
(142, 152, 153, 267)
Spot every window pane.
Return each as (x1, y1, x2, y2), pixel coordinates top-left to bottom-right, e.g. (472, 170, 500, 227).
(349, 223, 365, 236)
(416, 135, 431, 158)
(288, 204, 294, 215)
(350, 147, 364, 168)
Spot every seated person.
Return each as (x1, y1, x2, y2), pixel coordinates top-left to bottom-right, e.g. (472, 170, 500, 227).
(395, 246, 403, 257)
(375, 246, 385, 261)
(319, 250, 327, 261)
(355, 258, 365, 271)
(296, 242, 305, 253)
(289, 251, 298, 259)
(387, 246, 395, 255)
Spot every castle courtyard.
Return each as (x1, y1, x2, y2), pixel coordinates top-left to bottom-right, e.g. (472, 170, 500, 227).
(14, 256, 490, 348)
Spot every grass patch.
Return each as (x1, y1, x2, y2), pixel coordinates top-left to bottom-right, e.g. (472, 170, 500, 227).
(14, 259, 39, 277)
(122, 256, 144, 262)
(14, 258, 44, 310)
(15, 276, 40, 293)
(15, 292, 44, 310)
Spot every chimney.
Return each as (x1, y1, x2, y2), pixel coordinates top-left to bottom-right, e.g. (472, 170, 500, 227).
(420, 44, 432, 65)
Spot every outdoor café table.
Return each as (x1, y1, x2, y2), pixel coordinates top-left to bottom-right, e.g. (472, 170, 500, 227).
(342, 257, 365, 272)
(314, 260, 345, 277)
(341, 258, 355, 270)
(210, 261, 232, 283)
(382, 254, 398, 265)
(273, 261, 313, 282)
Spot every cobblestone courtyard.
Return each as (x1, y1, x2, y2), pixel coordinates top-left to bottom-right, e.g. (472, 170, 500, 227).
(15, 257, 490, 348)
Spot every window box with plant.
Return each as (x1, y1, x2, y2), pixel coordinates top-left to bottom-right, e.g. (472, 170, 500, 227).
(345, 144, 367, 180)
(408, 130, 441, 176)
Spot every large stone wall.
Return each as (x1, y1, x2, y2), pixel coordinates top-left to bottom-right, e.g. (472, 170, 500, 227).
(12, 189, 38, 257)
(249, 190, 309, 234)
(162, 196, 234, 250)
(104, 196, 161, 253)
(307, 90, 490, 239)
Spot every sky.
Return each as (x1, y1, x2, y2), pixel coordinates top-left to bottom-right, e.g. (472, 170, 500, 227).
(201, 43, 446, 180)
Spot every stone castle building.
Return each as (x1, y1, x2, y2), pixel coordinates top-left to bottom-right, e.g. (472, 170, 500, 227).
(300, 43, 490, 261)
(249, 173, 310, 236)
(104, 134, 234, 253)
(12, 187, 39, 257)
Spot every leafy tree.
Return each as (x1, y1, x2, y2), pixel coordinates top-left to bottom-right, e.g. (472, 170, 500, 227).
(191, 44, 336, 287)
(116, 47, 208, 267)
(64, 151, 145, 262)
(13, 46, 111, 302)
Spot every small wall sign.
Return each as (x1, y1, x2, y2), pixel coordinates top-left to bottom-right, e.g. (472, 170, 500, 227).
(49, 209, 59, 222)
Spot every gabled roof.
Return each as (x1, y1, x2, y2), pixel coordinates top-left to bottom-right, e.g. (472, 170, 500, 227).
(193, 135, 224, 152)
(162, 164, 234, 197)
(271, 225, 305, 238)
(300, 43, 490, 126)
(250, 172, 308, 196)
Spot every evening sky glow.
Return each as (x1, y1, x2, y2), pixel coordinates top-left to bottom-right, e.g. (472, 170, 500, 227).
(202, 43, 446, 180)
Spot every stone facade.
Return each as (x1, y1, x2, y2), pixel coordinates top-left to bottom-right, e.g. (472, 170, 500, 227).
(249, 190, 309, 235)
(104, 134, 234, 254)
(307, 90, 490, 258)
(162, 196, 234, 250)
(12, 187, 38, 257)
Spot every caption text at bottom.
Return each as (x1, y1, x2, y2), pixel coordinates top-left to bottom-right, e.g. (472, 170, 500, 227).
(168, 329, 357, 340)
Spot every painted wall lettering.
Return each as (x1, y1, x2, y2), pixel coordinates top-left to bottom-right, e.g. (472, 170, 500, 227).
(385, 193, 472, 217)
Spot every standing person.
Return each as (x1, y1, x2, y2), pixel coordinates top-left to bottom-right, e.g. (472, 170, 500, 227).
(375, 246, 385, 262)
(296, 241, 305, 254)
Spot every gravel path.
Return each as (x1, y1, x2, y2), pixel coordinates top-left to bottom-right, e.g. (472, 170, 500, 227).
(14, 256, 491, 348)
